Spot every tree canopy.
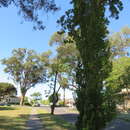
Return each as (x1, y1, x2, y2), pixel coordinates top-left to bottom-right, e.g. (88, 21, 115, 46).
(0, 82, 16, 101)
(109, 26, 130, 59)
(31, 92, 42, 105)
(2, 48, 49, 105)
(107, 57, 130, 92)
(47, 32, 79, 114)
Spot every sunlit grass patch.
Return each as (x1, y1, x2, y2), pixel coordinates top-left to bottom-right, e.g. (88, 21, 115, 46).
(37, 109, 76, 130)
(0, 106, 31, 130)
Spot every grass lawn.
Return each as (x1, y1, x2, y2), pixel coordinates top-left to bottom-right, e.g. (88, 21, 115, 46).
(37, 109, 76, 130)
(0, 106, 31, 130)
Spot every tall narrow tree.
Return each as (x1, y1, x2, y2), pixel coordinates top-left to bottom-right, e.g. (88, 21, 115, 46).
(58, 0, 123, 130)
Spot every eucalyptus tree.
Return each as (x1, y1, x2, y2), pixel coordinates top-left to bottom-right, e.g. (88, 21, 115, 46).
(106, 57, 130, 111)
(48, 57, 69, 114)
(109, 26, 130, 59)
(2, 48, 49, 105)
(49, 31, 81, 113)
(58, 76, 68, 106)
(48, 32, 79, 113)
(31, 92, 42, 104)
(49, 32, 79, 89)
(58, 0, 123, 130)
(107, 57, 130, 94)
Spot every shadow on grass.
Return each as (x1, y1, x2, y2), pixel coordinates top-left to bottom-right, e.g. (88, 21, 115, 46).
(0, 107, 77, 130)
(38, 113, 77, 130)
(0, 114, 29, 130)
(0, 106, 16, 111)
(56, 113, 78, 124)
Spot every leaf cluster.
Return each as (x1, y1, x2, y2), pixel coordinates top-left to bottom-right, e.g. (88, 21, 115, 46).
(109, 26, 130, 58)
(0, 0, 58, 29)
(1, 48, 49, 93)
(31, 92, 42, 100)
(0, 82, 16, 99)
(107, 57, 130, 92)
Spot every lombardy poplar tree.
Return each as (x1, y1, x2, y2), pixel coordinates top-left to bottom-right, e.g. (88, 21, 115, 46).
(58, 0, 123, 130)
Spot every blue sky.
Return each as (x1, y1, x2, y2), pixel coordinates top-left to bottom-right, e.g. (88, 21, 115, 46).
(0, 0, 130, 99)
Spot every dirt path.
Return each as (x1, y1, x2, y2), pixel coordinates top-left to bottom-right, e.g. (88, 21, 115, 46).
(26, 108, 44, 130)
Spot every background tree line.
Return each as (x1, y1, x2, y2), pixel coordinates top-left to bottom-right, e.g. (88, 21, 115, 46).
(1, 26, 130, 113)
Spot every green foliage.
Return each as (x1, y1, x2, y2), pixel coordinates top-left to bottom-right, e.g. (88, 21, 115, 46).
(24, 97, 31, 106)
(31, 92, 42, 101)
(50, 32, 79, 90)
(58, 100, 64, 107)
(48, 93, 60, 103)
(48, 32, 79, 114)
(0, 82, 16, 101)
(105, 57, 130, 112)
(49, 32, 66, 46)
(48, 57, 69, 114)
(58, 77, 68, 89)
(2, 48, 49, 105)
(41, 99, 50, 105)
(107, 57, 130, 92)
(58, 0, 123, 130)
(102, 87, 117, 122)
(109, 26, 130, 59)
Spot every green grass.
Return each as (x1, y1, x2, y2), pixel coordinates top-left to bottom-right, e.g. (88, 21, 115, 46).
(0, 106, 31, 130)
(37, 109, 76, 130)
(0, 106, 76, 130)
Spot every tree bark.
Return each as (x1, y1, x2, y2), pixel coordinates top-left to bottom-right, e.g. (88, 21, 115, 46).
(63, 88, 66, 106)
(20, 93, 26, 106)
(51, 103, 56, 115)
(51, 72, 58, 115)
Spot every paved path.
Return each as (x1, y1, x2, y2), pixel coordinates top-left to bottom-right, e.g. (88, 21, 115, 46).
(26, 108, 44, 130)
(105, 119, 130, 130)
(42, 106, 78, 124)
(42, 106, 130, 130)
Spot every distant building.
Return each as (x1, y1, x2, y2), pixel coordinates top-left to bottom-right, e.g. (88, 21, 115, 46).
(0, 96, 20, 104)
(6, 96, 20, 104)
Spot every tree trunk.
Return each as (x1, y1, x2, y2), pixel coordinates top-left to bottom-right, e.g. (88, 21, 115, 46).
(50, 72, 58, 115)
(63, 88, 66, 106)
(20, 93, 26, 106)
(51, 103, 55, 115)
